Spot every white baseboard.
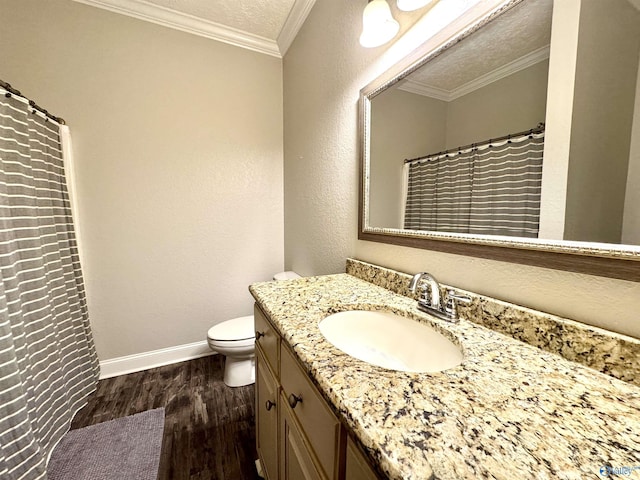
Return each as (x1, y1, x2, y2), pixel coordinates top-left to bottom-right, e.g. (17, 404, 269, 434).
(99, 340, 216, 379)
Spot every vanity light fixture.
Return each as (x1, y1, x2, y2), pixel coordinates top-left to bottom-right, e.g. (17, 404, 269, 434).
(359, 0, 400, 48)
(396, 0, 433, 11)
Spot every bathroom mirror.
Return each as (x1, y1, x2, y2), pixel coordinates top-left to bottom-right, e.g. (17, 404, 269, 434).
(359, 0, 640, 281)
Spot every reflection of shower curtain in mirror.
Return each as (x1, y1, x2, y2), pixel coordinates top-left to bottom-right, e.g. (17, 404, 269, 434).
(404, 133, 544, 238)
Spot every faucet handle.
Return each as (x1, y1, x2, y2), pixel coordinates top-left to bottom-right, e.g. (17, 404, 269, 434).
(447, 289, 472, 304)
(445, 289, 472, 320)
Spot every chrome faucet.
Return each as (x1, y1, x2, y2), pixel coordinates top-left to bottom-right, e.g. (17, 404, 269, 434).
(409, 272, 471, 323)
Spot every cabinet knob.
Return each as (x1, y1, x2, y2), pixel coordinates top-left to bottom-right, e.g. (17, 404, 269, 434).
(265, 400, 275, 411)
(288, 393, 302, 409)
(255, 331, 265, 340)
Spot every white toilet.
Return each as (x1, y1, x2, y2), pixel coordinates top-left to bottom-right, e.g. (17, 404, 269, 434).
(207, 271, 301, 387)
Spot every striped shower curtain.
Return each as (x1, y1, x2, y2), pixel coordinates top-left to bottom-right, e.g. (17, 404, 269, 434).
(0, 93, 99, 479)
(404, 133, 544, 238)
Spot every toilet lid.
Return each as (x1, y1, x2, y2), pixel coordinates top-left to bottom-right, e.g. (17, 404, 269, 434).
(207, 315, 254, 341)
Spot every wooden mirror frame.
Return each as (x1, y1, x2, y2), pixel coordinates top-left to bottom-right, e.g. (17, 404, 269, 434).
(358, 0, 640, 282)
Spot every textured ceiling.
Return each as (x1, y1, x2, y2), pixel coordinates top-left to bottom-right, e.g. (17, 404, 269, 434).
(143, 0, 296, 39)
(403, 0, 553, 92)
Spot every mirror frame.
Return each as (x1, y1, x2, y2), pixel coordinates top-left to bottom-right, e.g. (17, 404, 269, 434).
(358, 0, 640, 282)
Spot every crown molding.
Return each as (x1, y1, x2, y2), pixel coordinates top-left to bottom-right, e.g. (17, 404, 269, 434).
(72, 0, 282, 58)
(398, 45, 550, 101)
(278, 0, 316, 56)
(398, 80, 451, 101)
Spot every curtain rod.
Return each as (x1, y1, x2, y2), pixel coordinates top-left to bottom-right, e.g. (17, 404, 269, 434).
(0, 79, 66, 125)
(404, 123, 545, 164)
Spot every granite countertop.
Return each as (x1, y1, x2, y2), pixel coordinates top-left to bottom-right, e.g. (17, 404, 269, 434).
(249, 273, 640, 480)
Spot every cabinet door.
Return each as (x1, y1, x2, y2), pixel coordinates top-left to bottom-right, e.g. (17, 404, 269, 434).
(280, 394, 324, 480)
(345, 437, 381, 480)
(256, 348, 279, 480)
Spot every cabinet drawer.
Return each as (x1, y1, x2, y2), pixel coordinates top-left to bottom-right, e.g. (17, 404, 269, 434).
(255, 304, 280, 377)
(280, 345, 342, 479)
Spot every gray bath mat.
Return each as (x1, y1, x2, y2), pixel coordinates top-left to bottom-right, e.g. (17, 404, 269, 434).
(48, 408, 165, 480)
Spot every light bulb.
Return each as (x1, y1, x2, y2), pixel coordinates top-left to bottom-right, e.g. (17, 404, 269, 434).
(359, 0, 400, 48)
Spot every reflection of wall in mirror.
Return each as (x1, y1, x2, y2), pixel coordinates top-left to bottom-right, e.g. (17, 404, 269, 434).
(369, 89, 446, 228)
(540, 0, 640, 244)
(369, 61, 548, 230)
(444, 60, 548, 149)
(623, 49, 640, 245)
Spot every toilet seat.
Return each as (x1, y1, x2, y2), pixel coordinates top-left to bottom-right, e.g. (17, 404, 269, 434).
(207, 315, 254, 342)
(208, 337, 254, 350)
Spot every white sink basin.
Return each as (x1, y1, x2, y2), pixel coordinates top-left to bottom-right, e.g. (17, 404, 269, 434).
(319, 310, 463, 373)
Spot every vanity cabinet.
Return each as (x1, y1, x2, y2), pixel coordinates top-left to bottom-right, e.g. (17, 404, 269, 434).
(254, 304, 349, 480)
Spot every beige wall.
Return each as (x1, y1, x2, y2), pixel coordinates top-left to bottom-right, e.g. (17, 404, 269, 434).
(369, 89, 446, 228)
(1, 0, 284, 359)
(283, 0, 640, 339)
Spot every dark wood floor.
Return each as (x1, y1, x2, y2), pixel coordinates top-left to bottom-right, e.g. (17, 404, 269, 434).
(71, 355, 261, 480)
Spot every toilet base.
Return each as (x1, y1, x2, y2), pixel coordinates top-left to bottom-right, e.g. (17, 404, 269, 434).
(223, 355, 256, 387)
